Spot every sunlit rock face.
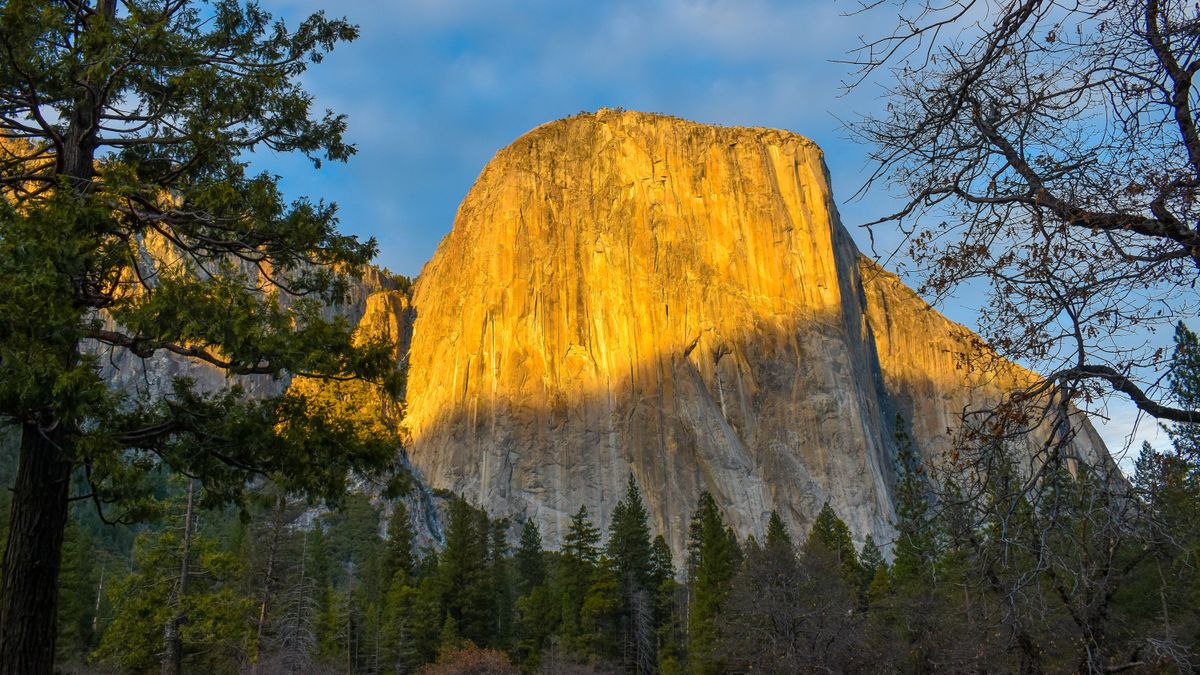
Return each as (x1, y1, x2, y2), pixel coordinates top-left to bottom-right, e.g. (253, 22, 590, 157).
(402, 109, 1112, 555)
(93, 228, 401, 400)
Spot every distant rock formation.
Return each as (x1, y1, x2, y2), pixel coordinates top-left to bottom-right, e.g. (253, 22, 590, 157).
(400, 109, 1112, 556)
(92, 110, 1114, 557)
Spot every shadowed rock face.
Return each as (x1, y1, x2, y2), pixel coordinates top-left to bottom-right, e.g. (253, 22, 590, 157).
(401, 109, 1112, 556)
(90, 111, 1113, 556)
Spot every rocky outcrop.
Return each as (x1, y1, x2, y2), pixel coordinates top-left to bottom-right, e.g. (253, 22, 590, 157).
(400, 110, 1111, 556)
(90, 110, 1113, 557)
(93, 229, 403, 400)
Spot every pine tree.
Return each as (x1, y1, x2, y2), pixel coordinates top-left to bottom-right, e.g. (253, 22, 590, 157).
(488, 518, 514, 650)
(806, 502, 861, 585)
(606, 474, 656, 672)
(437, 614, 464, 658)
(95, 509, 254, 673)
(55, 518, 102, 665)
(1122, 324, 1200, 668)
(513, 583, 559, 670)
(580, 555, 622, 659)
(649, 535, 683, 673)
(384, 501, 417, 586)
(563, 506, 602, 565)
(558, 506, 601, 647)
(765, 510, 793, 556)
(649, 536, 675, 597)
(891, 414, 937, 584)
(608, 475, 654, 590)
(307, 522, 333, 616)
(857, 535, 886, 604)
(0, 1, 406, 667)
(686, 492, 739, 675)
(514, 519, 546, 597)
(1166, 322, 1200, 463)
(410, 573, 445, 665)
(382, 572, 421, 674)
(437, 500, 492, 647)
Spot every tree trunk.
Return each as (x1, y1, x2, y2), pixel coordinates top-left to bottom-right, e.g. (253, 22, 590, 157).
(252, 497, 285, 674)
(162, 479, 195, 675)
(0, 423, 74, 674)
(0, 3, 113, 671)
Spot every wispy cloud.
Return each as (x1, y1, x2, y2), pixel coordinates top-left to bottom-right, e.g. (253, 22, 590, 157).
(259, 0, 898, 273)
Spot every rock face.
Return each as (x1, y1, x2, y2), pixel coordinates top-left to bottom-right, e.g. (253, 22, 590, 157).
(401, 109, 1113, 555)
(90, 110, 1113, 556)
(93, 229, 403, 400)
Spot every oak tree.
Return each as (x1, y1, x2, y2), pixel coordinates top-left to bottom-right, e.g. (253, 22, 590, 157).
(849, 0, 1200, 428)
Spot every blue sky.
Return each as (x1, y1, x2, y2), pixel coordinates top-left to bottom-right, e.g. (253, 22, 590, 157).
(260, 0, 899, 275)
(256, 0, 1159, 461)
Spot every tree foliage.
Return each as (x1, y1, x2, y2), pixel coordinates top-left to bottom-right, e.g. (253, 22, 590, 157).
(0, 0, 403, 667)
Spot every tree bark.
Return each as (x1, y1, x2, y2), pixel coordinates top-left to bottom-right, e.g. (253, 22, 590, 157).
(252, 496, 285, 674)
(0, 2, 115, 668)
(162, 478, 195, 675)
(0, 423, 74, 674)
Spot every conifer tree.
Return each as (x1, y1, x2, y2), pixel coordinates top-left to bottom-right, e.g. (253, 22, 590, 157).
(0, 1, 403, 668)
(649, 535, 682, 673)
(608, 475, 654, 590)
(806, 502, 860, 585)
(95, 507, 254, 673)
(765, 510, 793, 556)
(559, 505, 602, 638)
(514, 519, 546, 597)
(606, 474, 655, 672)
(580, 555, 622, 659)
(649, 536, 675, 597)
(55, 518, 101, 665)
(891, 415, 937, 584)
(437, 614, 463, 658)
(384, 502, 417, 585)
(513, 582, 559, 670)
(857, 534, 886, 601)
(410, 573, 445, 665)
(488, 518, 514, 650)
(380, 534, 425, 674)
(437, 500, 492, 647)
(1165, 322, 1200, 468)
(563, 506, 602, 565)
(307, 521, 333, 614)
(686, 492, 739, 675)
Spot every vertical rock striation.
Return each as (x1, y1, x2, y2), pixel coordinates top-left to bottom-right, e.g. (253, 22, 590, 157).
(402, 109, 1108, 555)
(89, 111, 1114, 556)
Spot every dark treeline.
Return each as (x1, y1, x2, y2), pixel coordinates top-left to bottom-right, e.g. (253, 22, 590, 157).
(6, 324, 1200, 674)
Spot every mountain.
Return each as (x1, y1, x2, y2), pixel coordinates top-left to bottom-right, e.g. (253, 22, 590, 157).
(399, 109, 1112, 556)
(90, 110, 1113, 556)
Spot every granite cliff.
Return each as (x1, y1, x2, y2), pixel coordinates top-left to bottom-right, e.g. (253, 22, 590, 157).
(91, 110, 1113, 556)
(400, 110, 1111, 556)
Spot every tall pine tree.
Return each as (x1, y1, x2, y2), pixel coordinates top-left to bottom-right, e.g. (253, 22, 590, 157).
(384, 502, 417, 586)
(806, 502, 861, 586)
(559, 506, 601, 647)
(514, 519, 545, 597)
(606, 474, 655, 672)
(891, 414, 937, 584)
(437, 500, 492, 647)
(0, 2, 404, 668)
(765, 510, 793, 556)
(686, 492, 739, 675)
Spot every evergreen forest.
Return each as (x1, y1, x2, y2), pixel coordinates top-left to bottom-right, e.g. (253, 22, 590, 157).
(8, 323, 1199, 673)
